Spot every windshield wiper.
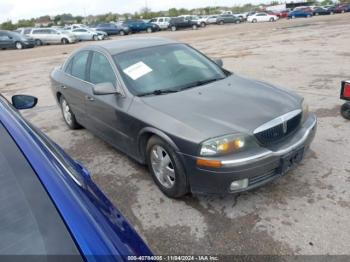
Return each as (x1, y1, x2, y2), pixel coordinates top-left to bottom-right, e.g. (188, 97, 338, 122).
(138, 89, 179, 97)
(178, 77, 225, 91)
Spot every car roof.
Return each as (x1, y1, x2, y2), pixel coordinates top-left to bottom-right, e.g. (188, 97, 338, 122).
(86, 37, 178, 55)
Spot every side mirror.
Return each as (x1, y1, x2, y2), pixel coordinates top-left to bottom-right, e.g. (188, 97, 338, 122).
(213, 58, 223, 67)
(12, 95, 38, 110)
(93, 82, 119, 95)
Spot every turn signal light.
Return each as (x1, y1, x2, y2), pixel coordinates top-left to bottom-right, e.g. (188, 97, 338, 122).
(196, 159, 222, 168)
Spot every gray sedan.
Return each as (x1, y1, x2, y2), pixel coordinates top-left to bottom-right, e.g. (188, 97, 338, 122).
(50, 37, 317, 198)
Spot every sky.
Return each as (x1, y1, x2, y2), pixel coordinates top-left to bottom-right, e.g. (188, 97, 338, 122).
(0, 0, 272, 23)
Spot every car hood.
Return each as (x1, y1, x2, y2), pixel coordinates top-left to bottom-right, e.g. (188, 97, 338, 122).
(140, 74, 302, 139)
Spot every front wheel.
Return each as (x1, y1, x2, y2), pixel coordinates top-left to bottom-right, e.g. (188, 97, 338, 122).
(93, 35, 99, 41)
(269, 18, 274, 22)
(60, 96, 82, 129)
(171, 25, 176, 31)
(235, 20, 241, 24)
(200, 22, 206, 27)
(61, 38, 69, 45)
(252, 18, 257, 23)
(341, 102, 350, 120)
(147, 27, 153, 33)
(146, 136, 188, 198)
(15, 42, 23, 49)
(35, 39, 42, 46)
(219, 20, 224, 25)
(192, 24, 198, 30)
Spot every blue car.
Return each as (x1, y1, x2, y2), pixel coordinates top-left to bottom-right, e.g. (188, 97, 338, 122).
(0, 94, 152, 260)
(288, 9, 313, 19)
(121, 20, 160, 33)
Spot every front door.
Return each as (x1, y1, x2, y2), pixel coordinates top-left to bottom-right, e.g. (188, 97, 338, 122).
(85, 51, 133, 152)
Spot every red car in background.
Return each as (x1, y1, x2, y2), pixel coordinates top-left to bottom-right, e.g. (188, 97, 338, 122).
(340, 81, 350, 120)
(272, 10, 290, 18)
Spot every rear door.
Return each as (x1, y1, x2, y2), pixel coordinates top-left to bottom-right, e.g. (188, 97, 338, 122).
(60, 50, 92, 125)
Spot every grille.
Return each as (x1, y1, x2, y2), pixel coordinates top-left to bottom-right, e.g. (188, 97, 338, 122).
(255, 113, 302, 146)
(249, 169, 277, 186)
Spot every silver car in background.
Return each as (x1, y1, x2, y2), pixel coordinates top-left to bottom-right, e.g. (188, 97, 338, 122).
(28, 28, 77, 46)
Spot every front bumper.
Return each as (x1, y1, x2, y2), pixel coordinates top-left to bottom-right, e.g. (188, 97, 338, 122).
(182, 113, 317, 194)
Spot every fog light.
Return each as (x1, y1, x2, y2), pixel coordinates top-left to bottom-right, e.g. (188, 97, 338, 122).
(230, 178, 249, 191)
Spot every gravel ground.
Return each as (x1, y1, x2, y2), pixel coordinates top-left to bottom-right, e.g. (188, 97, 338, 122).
(1, 13, 350, 256)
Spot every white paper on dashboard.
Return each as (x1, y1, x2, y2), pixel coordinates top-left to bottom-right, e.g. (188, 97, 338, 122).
(123, 62, 153, 80)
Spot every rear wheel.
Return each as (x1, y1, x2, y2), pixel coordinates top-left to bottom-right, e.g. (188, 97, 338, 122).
(219, 20, 224, 25)
(171, 25, 177, 31)
(192, 24, 198, 30)
(252, 18, 257, 23)
(292, 15, 296, 19)
(59, 96, 82, 129)
(119, 30, 125, 36)
(147, 27, 153, 33)
(15, 42, 23, 49)
(269, 17, 274, 22)
(146, 136, 188, 198)
(93, 35, 99, 41)
(341, 103, 350, 120)
(235, 20, 241, 24)
(200, 22, 206, 27)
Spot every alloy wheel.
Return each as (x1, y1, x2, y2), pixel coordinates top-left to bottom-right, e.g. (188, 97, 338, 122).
(15, 42, 23, 49)
(62, 99, 72, 125)
(150, 145, 175, 189)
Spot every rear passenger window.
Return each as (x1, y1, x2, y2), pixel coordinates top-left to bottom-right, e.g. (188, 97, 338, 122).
(71, 51, 89, 80)
(89, 52, 116, 85)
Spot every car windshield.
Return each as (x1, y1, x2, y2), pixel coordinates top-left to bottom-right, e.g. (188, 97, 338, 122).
(113, 44, 227, 96)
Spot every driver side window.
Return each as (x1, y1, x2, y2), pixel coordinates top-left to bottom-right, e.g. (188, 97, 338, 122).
(89, 52, 116, 85)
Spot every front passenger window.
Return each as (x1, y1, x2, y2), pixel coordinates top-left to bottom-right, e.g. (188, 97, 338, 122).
(89, 52, 116, 85)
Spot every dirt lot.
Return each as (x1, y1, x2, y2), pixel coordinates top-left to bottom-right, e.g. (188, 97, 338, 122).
(1, 14, 350, 255)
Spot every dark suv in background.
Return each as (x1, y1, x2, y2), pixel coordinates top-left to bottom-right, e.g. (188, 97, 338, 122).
(0, 30, 35, 50)
(121, 20, 160, 33)
(92, 23, 130, 36)
(216, 14, 241, 24)
(168, 17, 198, 31)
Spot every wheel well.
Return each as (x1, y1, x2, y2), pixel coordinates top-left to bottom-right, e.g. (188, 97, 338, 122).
(138, 131, 153, 163)
(56, 92, 62, 103)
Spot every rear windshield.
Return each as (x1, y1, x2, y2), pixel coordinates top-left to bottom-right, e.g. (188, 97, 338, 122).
(0, 122, 82, 257)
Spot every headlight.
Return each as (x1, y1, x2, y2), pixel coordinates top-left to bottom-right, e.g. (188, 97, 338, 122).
(301, 100, 309, 123)
(200, 134, 248, 156)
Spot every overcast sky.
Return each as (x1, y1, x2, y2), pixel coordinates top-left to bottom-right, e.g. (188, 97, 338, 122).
(0, 0, 272, 23)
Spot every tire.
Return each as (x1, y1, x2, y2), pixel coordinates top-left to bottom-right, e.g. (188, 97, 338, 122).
(269, 18, 274, 22)
(252, 18, 257, 23)
(147, 27, 153, 33)
(331, 11, 334, 15)
(35, 39, 42, 46)
(235, 20, 241, 24)
(15, 42, 23, 50)
(171, 25, 177, 31)
(200, 22, 206, 27)
(119, 30, 125, 36)
(146, 136, 188, 198)
(292, 15, 296, 19)
(307, 14, 311, 18)
(342, 10, 345, 13)
(341, 103, 350, 120)
(59, 96, 82, 129)
(192, 24, 198, 30)
(61, 38, 69, 45)
(93, 35, 98, 41)
(219, 20, 224, 25)
(315, 13, 319, 16)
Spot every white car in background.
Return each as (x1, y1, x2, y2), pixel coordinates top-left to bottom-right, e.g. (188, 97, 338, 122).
(247, 12, 278, 23)
(149, 17, 171, 30)
(70, 28, 99, 41)
(206, 15, 219, 24)
(178, 15, 208, 27)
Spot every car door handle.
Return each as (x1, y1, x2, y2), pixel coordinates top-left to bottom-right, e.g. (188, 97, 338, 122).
(85, 95, 95, 102)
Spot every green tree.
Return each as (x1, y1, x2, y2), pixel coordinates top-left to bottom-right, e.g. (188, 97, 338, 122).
(0, 21, 16, 30)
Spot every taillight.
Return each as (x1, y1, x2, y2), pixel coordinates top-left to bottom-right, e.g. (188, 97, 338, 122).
(343, 82, 350, 98)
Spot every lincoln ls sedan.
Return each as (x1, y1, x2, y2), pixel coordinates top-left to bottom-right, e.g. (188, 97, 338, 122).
(50, 37, 317, 198)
